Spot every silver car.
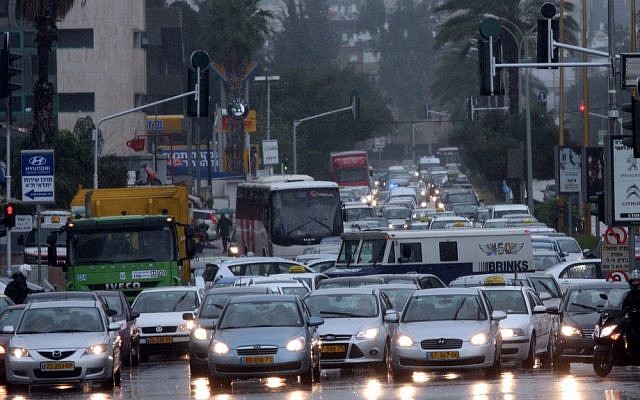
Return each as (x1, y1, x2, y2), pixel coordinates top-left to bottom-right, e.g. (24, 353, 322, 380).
(207, 295, 323, 392)
(184, 286, 277, 375)
(5, 300, 122, 391)
(387, 288, 506, 382)
(303, 287, 397, 372)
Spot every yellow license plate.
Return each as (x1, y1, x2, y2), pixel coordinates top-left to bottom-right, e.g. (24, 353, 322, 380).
(428, 351, 459, 360)
(148, 336, 173, 344)
(322, 344, 346, 353)
(41, 362, 75, 371)
(243, 356, 274, 364)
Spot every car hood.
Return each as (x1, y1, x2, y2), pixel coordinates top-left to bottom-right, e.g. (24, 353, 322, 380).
(213, 326, 308, 348)
(564, 312, 600, 329)
(317, 317, 380, 335)
(401, 320, 490, 340)
(136, 312, 191, 327)
(11, 332, 107, 349)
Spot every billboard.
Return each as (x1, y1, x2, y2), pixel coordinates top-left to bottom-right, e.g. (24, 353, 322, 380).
(557, 146, 582, 194)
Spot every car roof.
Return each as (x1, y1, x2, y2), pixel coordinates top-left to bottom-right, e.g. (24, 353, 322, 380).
(307, 287, 378, 295)
(219, 257, 303, 266)
(364, 283, 420, 290)
(137, 286, 200, 293)
(479, 285, 530, 292)
(412, 287, 481, 296)
(28, 291, 98, 299)
(564, 281, 628, 290)
(226, 294, 299, 303)
(320, 276, 384, 282)
(25, 299, 102, 309)
(205, 286, 273, 295)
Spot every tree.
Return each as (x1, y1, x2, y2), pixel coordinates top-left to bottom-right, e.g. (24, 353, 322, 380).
(16, 0, 85, 149)
(199, 0, 272, 173)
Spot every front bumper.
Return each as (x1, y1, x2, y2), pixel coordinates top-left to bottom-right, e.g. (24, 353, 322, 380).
(500, 336, 530, 360)
(392, 342, 495, 371)
(208, 349, 310, 379)
(6, 353, 114, 385)
(139, 333, 190, 355)
(557, 334, 594, 362)
(319, 336, 385, 369)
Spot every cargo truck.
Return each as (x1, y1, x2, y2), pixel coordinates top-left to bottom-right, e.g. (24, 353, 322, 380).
(48, 186, 197, 300)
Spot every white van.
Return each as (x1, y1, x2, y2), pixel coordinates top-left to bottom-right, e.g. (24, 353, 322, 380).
(488, 204, 531, 219)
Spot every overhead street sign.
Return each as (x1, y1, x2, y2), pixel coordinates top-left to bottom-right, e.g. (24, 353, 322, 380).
(21, 149, 55, 204)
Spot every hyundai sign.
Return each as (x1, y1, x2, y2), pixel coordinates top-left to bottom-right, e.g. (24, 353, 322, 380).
(21, 150, 55, 203)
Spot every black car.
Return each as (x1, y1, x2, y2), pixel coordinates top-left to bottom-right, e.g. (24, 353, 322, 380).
(315, 276, 385, 289)
(96, 290, 141, 367)
(547, 281, 628, 372)
(369, 274, 446, 289)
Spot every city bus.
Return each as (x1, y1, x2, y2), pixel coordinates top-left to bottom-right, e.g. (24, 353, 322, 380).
(329, 151, 370, 187)
(236, 175, 343, 258)
(436, 146, 461, 166)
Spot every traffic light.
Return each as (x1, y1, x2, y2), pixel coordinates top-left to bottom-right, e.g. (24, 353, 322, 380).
(478, 38, 504, 96)
(186, 68, 209, 117)
(0, 35, 22, 99)
(621, 99, 640, 157)
(536, 19, 559, 68)
(283, 156, 289, 173)
(578, 103, 586, 113)
(3, 202, 15, 229)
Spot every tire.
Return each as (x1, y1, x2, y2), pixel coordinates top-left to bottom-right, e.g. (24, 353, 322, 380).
(485, 347, 501, 379)
(100, 374, 114, 390)
(390, 366, 412, 383)
(312, 355, 321, 383)
(553, 355, 570, 373)
(300, 364, 314, 387)
(540, 335, 554, 368)
(375, 341, 391, 376)
(593, 348, 614, 377)
(6, 382, 27, 394)
(190, 359, 205, 377)
(523, 336, 536, 369)
(131, 342, 140, 367)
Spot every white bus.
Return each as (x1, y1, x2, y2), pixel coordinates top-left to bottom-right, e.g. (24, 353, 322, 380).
(325, 228, 533, 284)
(236, 175, 343, 258)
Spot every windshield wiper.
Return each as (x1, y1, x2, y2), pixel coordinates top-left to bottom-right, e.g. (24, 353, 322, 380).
(309, 217, 332, 232)
(173, 292, 190, 311)
(284, 221, 312, 238)
(570, 302, 597, 311)
(318, 310, 366, 317)
(453, 297, 468, 320)
(48, 329, 87, 333)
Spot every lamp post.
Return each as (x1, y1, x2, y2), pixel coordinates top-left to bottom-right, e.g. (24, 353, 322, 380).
(254, 75, 280, 140)
(484, 15, 535, 213)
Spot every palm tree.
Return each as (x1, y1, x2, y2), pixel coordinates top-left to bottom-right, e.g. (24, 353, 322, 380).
(434, 0, 577, 114)
(16, 0, 84, 149)
(200, 0, 271, 173)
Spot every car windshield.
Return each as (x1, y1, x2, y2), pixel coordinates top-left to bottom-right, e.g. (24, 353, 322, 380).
(447, 193, 477, 204)
(345, 208, 375, 221)
(403, 294, 487, 322)
(218, 300, 303, 329)
(17, 306, 103, 334)
(380, 288, 415, 311)
(482, 290, 528, 314)
(528, 277, 562, 298)
(565, 288, 611, 313)
(0, 308, 24, 331)
(383, 208, 410, 219)
(98, 294, 124, 317)
(305, 293, 378, 318)
(557, 239, 581, 253)
(281, 287, 309, 297)
(132, 291, 199, 313)
(199, 293, 233, 319)
(534, 254, 561, 271)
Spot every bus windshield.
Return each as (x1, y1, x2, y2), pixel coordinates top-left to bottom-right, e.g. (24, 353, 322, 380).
(69, 226, 176, 264)
(271, 189, 342, 245)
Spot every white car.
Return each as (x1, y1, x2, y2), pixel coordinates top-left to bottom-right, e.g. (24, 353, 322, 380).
(545, 259, 603, 293)
(131, 286, 203, 361)
(387, 288, 505, 382)
(479, 286, 553, 367)
(270, 272, 329, 290)
(213, 257, 315, 280)
(241, 277, 310, 297)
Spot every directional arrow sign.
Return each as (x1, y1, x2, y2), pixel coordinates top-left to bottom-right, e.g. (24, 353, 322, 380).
(24, 190, 54, 200)
(21, 150, 55, 204)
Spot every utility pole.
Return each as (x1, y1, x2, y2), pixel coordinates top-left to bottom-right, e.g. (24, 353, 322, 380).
(582, 0, 591, 237)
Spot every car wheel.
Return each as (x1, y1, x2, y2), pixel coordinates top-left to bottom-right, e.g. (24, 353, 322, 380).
(300, 363, 314, 387)
(485, 347, 501, 379)
(312, 354, 321, 382)
(523, 336, 536, 369)
(190, 358, 205, 377)
(6, 382, 27, 394)
(390, 366, 412, 383)
(131, 341, 140, 367)
(140, 350, 150, 363)
(540, 335, 554, 368)
(553, 348, 570, 373)
(375, 341, 391, 376)
(100, 373, 115, 390)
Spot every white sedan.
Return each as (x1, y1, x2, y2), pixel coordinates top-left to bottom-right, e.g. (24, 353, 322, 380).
(480, 286, 553, 368)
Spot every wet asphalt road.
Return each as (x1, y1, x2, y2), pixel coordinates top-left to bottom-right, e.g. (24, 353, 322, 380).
(3, 356, 640, 400)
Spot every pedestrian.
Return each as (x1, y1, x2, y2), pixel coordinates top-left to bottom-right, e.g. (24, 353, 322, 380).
(216, 213, 233, 252)
(4, 264, 40, 304)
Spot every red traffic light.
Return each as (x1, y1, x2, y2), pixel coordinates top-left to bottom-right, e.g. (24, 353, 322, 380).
(3, 202, 15, 228)
(578, 103, 586, 113)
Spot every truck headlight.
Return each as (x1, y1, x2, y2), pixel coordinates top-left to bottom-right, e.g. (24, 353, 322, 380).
(356, 328, 379, 340)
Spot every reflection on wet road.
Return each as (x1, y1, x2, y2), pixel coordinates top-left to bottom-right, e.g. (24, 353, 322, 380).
(3, 357, 640, 399)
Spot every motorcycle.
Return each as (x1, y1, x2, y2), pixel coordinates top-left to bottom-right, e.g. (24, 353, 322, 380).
(592, 307, 640, 377)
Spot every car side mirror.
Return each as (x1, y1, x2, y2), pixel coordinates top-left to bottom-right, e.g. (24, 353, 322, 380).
(308, 316, 324, 327)
(545, 306, 559, 314)
(108, 322, 121, 332)
(384, 312, 399, 323)
(2, 325, 14, 334)
(182, 312, 195, 321)
(491, 310, 507, 321)
(533, 305, 547, 314)
(129, 311, 140, 320)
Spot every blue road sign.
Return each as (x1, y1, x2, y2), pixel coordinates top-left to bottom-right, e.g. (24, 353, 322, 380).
(21, 150, 55, 203)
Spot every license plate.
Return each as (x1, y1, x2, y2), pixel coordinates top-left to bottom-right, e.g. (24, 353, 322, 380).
(243, 356, 274, 364)
(322, 344, 346, 353)
(428, 351, 459, 360)
(148, 336, 173, 344)
(41, 362, 75, 371)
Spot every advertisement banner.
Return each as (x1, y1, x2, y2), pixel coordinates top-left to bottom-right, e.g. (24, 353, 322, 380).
(585, 146, 604, 197)
(558, 146, 582, 194)
(610, 136, 640, 224)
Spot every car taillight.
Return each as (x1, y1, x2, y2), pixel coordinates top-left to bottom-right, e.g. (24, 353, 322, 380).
(210, 213, 217, 223)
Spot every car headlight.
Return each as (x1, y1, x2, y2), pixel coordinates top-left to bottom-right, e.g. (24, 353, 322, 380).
(286, 337, 305, 352)
(86, 344, 107, 355)
(211, 340, 230, 355)
(396, 335, 414, 347)
(193, 327, 209, 341)
(500, 328, 525, 338)
(470, 332, 488, 345)
(0, 345, 5, 355)
(560, 325, 581, 337)
(356, 328, 379, 340)
(388, 224, 394, 229)
(10, 348, 30, 358)
(228, 246, 239, 256)
(179, 320, 194, 332)
(421, 190, 426, 196)
(420, 201, 427, 208)
(600, 325, 617, 338)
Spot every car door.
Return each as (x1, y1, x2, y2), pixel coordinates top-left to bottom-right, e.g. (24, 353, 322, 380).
(526, 290, 549, 352)
(378, 292, 397, 338)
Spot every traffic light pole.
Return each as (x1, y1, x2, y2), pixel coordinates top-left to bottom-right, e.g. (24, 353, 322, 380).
(4, 96, 10, 274)
(92, 90, 196, 189)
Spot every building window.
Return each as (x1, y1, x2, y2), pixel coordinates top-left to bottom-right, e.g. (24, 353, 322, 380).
(59, 92, 95, 112)
(133, 31, 143, 48)
(58, 29, 94, 48)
